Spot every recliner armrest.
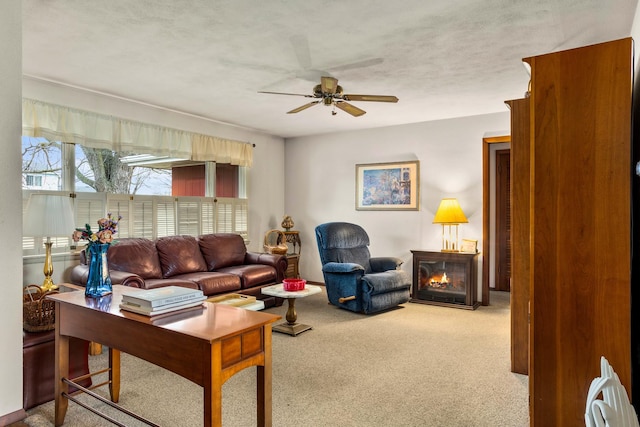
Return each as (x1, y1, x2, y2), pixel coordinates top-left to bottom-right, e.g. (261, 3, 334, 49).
(322, 262, 364, 274)
(370, 257, 403, 272)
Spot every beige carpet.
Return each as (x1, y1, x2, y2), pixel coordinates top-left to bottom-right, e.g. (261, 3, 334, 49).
(22, 289, 528, 426)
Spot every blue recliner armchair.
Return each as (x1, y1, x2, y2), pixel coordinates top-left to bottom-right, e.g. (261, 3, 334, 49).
(315, 222, 411, 314)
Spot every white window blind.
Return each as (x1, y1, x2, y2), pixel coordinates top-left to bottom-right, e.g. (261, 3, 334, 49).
(22, 191, 248, 253)
(155, 197, 176, 238)
(201, 199, 215, 235)
(132, 197, 154, 239)
(216, 197, 248, 239)
(176, 198, 200, 236)
(106, 195, 131, 238)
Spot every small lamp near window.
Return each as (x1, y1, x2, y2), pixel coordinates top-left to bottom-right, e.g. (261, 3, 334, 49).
(23, 194, 75, 291)
(433, 198, 468, 252)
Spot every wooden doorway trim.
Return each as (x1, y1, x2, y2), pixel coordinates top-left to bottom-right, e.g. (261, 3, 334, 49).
(482, 135, 510, 305)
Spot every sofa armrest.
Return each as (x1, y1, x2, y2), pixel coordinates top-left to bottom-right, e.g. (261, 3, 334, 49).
(69, 264, 145, 288)
(109, 270, 145, 288)
(69, 264, 90, 287)
(370, 257, 403, 272)
(245, 251, 288, 282)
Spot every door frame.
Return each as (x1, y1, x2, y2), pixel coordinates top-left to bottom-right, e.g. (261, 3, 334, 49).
(482, 135, 510, 305)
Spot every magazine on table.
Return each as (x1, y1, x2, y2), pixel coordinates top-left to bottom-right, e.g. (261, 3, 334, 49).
(119, 298, 205, 316)
(120, 286, 204, 309)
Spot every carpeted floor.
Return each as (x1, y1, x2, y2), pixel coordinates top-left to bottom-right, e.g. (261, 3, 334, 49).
(20, 288, 528, 426)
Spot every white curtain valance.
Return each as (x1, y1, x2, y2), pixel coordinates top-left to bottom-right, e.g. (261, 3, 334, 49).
(22, 99, 253, 167)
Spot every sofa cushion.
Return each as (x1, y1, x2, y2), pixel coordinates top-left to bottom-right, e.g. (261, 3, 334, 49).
(217, 264, 277, 289)
(171, 272, 242, 296)
(142, 278, 201, 291)
(107, 238, 163, 280)
(156, 235, 208, 278)
(199, 234, 247, 270)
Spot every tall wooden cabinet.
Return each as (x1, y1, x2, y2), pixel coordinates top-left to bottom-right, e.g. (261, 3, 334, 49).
(509, 38, 633, 426)
(505, 97, 530, 376)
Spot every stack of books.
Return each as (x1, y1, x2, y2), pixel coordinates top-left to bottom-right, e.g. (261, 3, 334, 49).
(119, 286, 205, 317)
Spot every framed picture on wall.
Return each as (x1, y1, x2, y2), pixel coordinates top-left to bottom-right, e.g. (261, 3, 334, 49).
(355, 160, 419, 211)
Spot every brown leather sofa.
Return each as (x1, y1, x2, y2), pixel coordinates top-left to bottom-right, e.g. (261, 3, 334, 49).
(70, 233, 287, 307)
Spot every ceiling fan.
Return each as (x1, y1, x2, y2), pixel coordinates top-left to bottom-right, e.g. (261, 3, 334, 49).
(258, 76, 399, 117)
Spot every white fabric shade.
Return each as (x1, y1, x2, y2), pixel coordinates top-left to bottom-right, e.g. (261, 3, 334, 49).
(23, 194, 76, 237)
(22, 98, 253, 167)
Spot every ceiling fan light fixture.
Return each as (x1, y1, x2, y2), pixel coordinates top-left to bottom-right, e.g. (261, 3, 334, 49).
(259, 76, 397, 117)
(321, 76, 339, 94)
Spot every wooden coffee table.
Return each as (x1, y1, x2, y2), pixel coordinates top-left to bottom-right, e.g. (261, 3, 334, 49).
(261, 284, 322, 336)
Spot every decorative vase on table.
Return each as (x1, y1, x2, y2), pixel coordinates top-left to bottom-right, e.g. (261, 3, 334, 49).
(72, 213, 121, 298)
(85, 243, 113, 298)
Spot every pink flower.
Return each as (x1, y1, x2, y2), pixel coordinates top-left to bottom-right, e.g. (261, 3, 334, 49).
(97, 230, 113, 244)
(72, 213, 121, 248)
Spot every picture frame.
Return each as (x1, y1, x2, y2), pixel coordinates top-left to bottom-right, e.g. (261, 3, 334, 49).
(355, 160, 419, 211)
(460, 239, 478, 253)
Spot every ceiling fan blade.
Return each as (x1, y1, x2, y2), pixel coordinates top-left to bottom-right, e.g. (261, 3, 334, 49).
(321, 76, 339, 94)
(329, 57, 384, 72)
(290, 34, 312, 70)
(335, 101, 366, 117)
(342, 94, 399, 103)
(258, 91, 314, 98)
(287, 101, 320, 114)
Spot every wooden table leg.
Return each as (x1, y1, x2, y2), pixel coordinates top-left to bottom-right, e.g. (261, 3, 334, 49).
(109, 348, 121, 402)
(204, 341, 223, 426)
(284, 298, 297, 324)
(89, 342, 103, 355)
(257, 324, 273, 427)
(54, 326, 69, 426)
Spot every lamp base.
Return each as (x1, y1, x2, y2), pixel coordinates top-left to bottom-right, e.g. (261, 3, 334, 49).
(41, 240, 58, 292)
(41, 278, 58, 292)
(440, 249, 459, 253)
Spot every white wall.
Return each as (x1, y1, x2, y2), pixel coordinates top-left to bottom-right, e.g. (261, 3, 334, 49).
(284, 112, 510, 302)
(0, 0, 25, 419)
(632, 5, 640, 69)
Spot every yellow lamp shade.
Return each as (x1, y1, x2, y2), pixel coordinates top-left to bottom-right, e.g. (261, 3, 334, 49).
(433, 198, 467, 252)
(433, 198, 468, 224)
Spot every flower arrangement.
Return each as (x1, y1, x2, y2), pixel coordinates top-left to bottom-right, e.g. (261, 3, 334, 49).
(72, 213, 121, 247)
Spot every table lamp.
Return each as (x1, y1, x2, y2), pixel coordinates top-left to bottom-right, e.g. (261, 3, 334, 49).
(433, 198, 468, 252)
(23, 194, 75, 291)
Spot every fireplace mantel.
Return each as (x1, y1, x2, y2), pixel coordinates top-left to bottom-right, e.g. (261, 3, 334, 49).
(410, 250, 480, 310)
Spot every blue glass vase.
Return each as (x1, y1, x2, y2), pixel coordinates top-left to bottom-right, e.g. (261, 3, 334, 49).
(85, 243, 113, 298)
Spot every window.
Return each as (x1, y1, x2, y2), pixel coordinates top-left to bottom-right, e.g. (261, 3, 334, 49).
(22, 138, 248, 254)
(25, 175, 42, 187)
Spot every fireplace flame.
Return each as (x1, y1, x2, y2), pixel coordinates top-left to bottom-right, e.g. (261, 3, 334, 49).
(429, 272, 450, 288)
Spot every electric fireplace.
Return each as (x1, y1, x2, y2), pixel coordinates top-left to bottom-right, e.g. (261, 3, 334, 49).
(410, 250, 480, 309)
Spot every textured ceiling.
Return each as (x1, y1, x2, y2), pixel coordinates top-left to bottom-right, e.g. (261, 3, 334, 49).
(22, 0, 638, 139)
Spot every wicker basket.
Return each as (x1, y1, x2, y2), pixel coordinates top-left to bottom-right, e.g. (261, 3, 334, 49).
(263, 229, 288, 255)
(23, 285, 59, 332)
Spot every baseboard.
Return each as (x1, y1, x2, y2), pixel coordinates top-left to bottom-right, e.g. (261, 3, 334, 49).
(0, 407, 27, 426)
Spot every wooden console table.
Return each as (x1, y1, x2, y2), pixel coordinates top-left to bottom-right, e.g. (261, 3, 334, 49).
(48, 285, 281, 426)
(280, 231, 301, 278)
